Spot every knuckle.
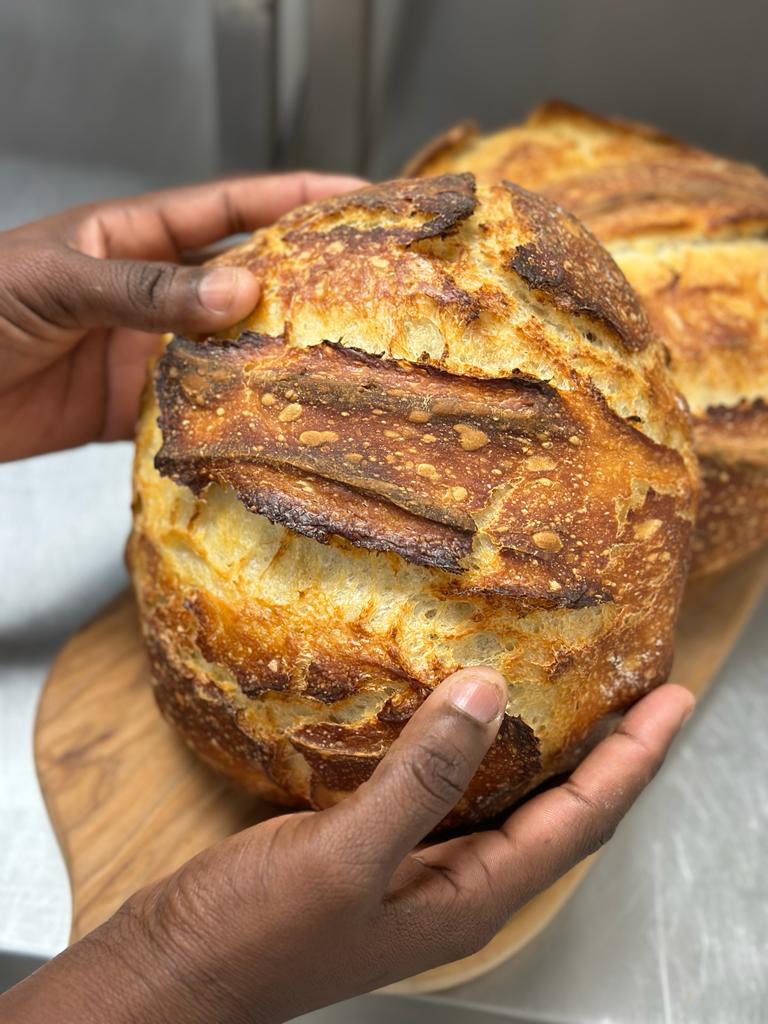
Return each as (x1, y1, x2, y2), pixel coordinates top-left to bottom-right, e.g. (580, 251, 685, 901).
(648, 751, 667, 782)
(465, 916, 499, 956)
(614, 723, 658, 765)
(468, 848, 501, 910)
(292, 815, 369, 906)
(125, 261, 178, 316)
(111, 886, 157, 942)
(289, 169, 312, 205)
(442, 910, 497, 961)
(441, 862, 506, 956)
(560, 779, 601, 817)
(164, 859, 218, 926)
(2, 242, 50, 288)
(114, 865, 209, 956)
(409, 738, 471, 814)
(615, 726, 665, 789)
(560, 780, 619, 853)
(586, 822, 618, 854)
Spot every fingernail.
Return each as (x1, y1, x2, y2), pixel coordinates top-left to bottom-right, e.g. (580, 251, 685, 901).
(450, 679, 504, 724)
(198, 267, 246, 314)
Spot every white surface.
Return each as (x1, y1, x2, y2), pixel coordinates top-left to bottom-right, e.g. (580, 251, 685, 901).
(0, 443, 134, 957)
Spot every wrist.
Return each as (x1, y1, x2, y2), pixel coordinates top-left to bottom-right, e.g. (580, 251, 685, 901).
(0, 886, 249, 1024)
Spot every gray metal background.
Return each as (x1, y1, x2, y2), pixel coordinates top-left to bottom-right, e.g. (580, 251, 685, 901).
(1, 2, 767, 1021)
(1, 0, 766, 182)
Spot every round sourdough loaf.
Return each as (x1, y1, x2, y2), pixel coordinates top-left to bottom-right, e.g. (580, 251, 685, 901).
(130, 174, 697, 826)
(408, 104, 768, 576)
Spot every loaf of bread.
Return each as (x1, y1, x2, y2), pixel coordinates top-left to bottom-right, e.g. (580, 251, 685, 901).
(408, 103, 768, 575)
(130, 175, 697, 825)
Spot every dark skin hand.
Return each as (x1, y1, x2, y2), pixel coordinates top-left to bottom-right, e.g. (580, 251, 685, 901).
(0, 176, 695, 1022)
(0, 170, 362, 460)
(3, 674, 693, 1023)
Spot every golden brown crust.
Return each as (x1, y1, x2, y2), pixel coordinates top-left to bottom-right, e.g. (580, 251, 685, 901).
(693, 401, 768, 463)
(526, 101, 693, 147)
(408, 104, 768, 576)
(623, 247, 768, 428)
(404, 101, 708, 193)
(543, 160, 768, 241)
(127, 533, 297, 803)
(691, 457, 768, 575)
(130, 176, 697, 826)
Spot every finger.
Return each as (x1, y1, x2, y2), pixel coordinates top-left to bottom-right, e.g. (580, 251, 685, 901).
(14, 244, 261, 335)
(405, 684, 694, 926)
(65, 171, 367, 262)
(319, 667, 508, 885)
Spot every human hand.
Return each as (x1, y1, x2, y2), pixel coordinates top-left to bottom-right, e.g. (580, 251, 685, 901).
(0, 171, 363, 461)
(3, 668, 693, 1024)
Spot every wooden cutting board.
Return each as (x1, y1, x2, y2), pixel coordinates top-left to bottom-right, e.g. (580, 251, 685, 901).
(34, 550, 768, 995)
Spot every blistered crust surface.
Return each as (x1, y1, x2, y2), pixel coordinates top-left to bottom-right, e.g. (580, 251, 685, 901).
(131, 175, 696, 826)
(410, 105, 768, 575)
(154, 326, 688, 607)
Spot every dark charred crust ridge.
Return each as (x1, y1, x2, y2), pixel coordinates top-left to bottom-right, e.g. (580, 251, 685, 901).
(283, 173, 478, 247)
(504, 181, 651, 352)
(153, 331, 607, 597)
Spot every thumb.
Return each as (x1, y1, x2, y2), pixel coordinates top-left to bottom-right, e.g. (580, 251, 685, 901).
(324, 667, 508, 882)
(14, 244, 261, 335)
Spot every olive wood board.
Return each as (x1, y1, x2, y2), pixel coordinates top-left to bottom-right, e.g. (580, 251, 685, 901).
(34, 549, 768, 995)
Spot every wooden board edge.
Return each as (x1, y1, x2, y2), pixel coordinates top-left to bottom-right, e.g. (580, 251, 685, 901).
(33, 594, 139, 942)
